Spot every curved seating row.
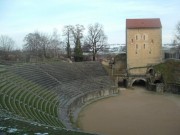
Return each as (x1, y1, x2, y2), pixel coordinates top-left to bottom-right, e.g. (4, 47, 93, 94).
(0, 72, 64, 127)
(0, 61, 114, 129)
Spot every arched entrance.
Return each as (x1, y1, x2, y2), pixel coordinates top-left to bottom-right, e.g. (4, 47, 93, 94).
(131, 78, 147, 87)
(149, 69, 154, 75)
(154, 79, 162, 84)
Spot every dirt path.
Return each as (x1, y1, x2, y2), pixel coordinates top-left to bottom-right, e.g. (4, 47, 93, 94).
(78, 87, 180, 135)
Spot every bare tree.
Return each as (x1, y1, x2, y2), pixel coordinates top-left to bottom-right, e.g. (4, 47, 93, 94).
(63, 25, 73, 58)
(170, 22, 180, 59)
(40, 33, 50, 58)
(175, 21, 180, 43)
(23, 30, 63, 61)
(49, 29, 62, 58)
(71, 24, 85, 43)
(85, 23, 107, 61)
(0, 35, 15, 60)
(71, 24, 85, 61)
(23, 32, 40, 57)
(23, 31, 50, 59)
(0, 35, 14, 52)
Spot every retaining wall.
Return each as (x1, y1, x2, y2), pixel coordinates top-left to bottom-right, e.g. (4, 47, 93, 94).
(59, 87, 119, 129)
(165, 84, 180, 94)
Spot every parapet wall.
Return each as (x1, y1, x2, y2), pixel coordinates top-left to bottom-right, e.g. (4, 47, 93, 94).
(59, 87, 119, 129)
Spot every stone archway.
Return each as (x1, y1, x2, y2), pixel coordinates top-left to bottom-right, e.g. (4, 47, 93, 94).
(130, 78, 147, 87)
(154, 79, 162, 84)
(147, 67, 154, 75)
(149, 69, 154, 75)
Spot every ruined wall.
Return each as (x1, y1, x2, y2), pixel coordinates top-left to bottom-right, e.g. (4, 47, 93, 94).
(154, 60, 179, 83)
(146, 59, 180, 93)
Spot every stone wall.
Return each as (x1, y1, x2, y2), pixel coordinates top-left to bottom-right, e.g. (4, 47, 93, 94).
(147, 83, 156, 91)
(126, 28, 162, 75)
(59, 87, 119, 129)
(156, 83, 164, 93)
(165, 84, 180, 94)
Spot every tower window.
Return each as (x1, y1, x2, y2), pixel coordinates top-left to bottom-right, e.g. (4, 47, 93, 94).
(144, 44, 145, 49)
(151, 39, 154, 43)
(149, 48, 152, 54)
(143, 33, 148, 40)
(131, 39, 133, 43)
(136, 35, 138, 40)
(136, 44, 138, 49)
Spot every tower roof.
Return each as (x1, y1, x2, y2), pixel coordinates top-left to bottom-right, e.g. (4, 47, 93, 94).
(126, 18, 162, 29)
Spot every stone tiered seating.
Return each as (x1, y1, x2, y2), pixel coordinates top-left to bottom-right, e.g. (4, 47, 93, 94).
(38, 62, 86, 83)
(0, 70, 64, 128)
(11, 64, 59, 88)
(0, 61, 114, 129)
(74, 61, 108, 77)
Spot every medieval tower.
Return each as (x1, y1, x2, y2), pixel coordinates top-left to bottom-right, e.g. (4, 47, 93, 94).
(126, 18, 162, 75)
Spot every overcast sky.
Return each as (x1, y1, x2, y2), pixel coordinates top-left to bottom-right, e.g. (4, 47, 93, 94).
(0, 0, 180, 49)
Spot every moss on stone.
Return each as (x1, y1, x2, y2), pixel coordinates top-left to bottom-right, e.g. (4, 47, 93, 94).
(154, 59, 180, 84)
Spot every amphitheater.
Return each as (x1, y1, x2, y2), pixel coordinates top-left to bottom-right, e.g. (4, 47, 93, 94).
(0, 61, 118, 134)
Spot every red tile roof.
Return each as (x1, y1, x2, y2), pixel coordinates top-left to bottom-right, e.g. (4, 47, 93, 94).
(126, 18, 162, 29)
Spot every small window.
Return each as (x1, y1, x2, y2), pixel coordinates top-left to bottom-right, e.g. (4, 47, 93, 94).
(144, 44, 145, 49)
(136, 35, 138, 40)
(136, 51, 138, 54)
(151, 39, 154, 43)
(143, 33, 148, 41)
(131, 39, 133, 43)
(149, 49, 151, 54)
(136, 44, 138, 49)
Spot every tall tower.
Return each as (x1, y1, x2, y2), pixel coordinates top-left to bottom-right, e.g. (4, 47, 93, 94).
(126, 18, 162, 75)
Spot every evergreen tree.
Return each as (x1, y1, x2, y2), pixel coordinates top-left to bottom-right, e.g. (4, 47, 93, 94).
(74, 38, 83, 61)
(71, 24, 85, 62)
(66, 39, 71, 58)
(63, 25, 73, 59)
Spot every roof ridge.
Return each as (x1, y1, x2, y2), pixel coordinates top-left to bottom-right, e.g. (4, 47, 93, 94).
(126, 18, 162, 29)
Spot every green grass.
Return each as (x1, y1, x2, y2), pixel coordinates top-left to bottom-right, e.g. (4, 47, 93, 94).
(0, 116, 95, 135)
(154, 59, 180, 84)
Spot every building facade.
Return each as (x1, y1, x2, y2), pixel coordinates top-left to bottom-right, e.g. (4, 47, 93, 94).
(126, 18, 162, 75)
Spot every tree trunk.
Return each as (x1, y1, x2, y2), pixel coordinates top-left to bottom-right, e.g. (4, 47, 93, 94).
(93, 55, 95, 61)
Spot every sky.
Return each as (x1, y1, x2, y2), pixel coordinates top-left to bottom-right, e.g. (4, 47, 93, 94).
(0, 0, 180, 49)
